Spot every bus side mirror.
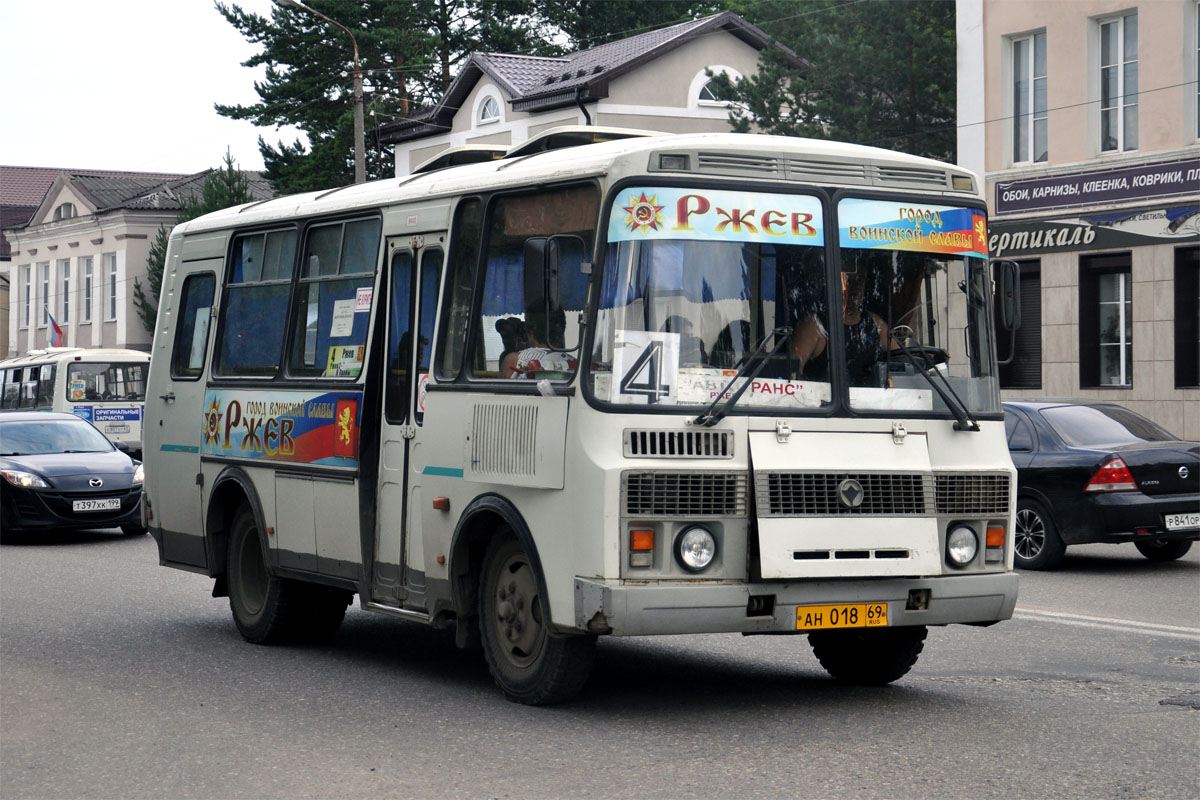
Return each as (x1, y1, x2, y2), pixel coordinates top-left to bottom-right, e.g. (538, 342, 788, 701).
(999, 260, 1022, 331)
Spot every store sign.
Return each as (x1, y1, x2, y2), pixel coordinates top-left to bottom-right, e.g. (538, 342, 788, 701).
(995, 157, 1200, 215)
(989, 205, 1199, 258)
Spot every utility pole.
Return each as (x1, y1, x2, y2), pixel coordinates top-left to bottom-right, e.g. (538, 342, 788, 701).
(274, 0, 366, 184)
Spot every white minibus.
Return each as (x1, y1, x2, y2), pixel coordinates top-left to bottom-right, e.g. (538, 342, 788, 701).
(144, 128, 1020, 704)
(1, 347, 150, 456)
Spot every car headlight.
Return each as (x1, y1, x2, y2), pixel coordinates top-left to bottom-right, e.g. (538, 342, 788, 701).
(1, 469, 50, 489)
(947, 525, 979, 566)
(675, 526, 717, 573)
(133, 463, 145, 484)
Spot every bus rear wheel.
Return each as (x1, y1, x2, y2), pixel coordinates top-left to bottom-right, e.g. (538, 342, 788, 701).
(809, 625, 927, 686)
(478, 532, 595, 705)
(227, 507, 304, 644)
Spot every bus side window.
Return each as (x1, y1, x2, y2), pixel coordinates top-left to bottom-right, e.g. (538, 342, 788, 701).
(19, 369, 38, 408)
(289, 217, 381, 379)
(436, 198, 483, 381)
(35, 364, 56, 408)
(1, 369, 17, 409)
(171, 273, 217, 379)
(216, 230, 296, 377)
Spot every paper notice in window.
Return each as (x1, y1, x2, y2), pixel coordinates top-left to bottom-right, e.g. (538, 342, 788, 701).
(329, 299, 355, 337)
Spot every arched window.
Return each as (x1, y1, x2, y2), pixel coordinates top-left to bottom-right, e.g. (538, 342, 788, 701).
(697, 80, 719, 102)
(53, 203, 77, 221)
(690, 66, 744, 112)
(479, 96, 500, 123)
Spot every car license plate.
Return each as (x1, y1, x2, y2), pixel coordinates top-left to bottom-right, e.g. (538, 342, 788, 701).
(1164, 512, 1200, 531)
(106, 423, 130, 434)
(73, 498, 121, 512)
(796, 602, 888, 631)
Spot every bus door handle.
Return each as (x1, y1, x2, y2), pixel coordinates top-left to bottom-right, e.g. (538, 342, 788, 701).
(160, 391, 175, 403)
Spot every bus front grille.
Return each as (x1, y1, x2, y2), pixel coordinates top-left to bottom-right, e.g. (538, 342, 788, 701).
(934, 473, 1011, 515)
(756, 472, 931, 517)
(624, 429, 733, 458)
(623, 471, 748, 517)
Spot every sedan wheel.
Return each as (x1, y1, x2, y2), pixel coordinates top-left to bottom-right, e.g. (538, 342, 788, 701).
(1134, 539, 1193, 562)
(1014, 499, 1066, 570)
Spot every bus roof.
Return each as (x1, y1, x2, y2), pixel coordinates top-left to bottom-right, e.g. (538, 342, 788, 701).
(0, 347, 151, 367)
(174, 129, 981, 236)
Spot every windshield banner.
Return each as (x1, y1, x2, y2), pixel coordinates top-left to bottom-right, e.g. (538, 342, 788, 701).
(607, 187, 824, 246)
(838, 198, 988, 259)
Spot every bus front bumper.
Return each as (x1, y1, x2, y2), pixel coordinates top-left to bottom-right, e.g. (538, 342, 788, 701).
(573, 572, 1018, 636)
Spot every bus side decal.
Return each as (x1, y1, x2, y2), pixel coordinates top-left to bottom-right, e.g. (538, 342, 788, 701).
(201, 388, 362, 467)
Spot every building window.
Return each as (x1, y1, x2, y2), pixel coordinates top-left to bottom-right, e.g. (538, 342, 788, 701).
(995, 261, 1042, 389)
(53, 203, 77, 221)
(20, 265, 31, 328)
(39, 262, 50, 327)
(59, 259, 71, 324)
(82, 257, 93, 322)
(1175, 246, 1200, 388)
(478, 96, 500, 124)
(1012, 31, 1047, 163)
(104, 253, 118, 321)
(1099, 13, 1137, 152)
(1079, 253, 1132, 388)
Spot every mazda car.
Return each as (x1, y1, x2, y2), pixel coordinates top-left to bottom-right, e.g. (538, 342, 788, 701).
(0, 411, 144, 536)
(1003, 400, 1199, 570)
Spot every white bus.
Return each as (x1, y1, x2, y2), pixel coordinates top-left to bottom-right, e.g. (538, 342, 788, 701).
(1, 347, 150, 456)
(144, 128, 1020, 704)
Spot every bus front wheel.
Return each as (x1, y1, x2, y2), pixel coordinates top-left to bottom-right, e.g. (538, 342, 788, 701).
(478, 531, 595, 705)
(227, 507, 303, 644)
(809, 625, 927, 685)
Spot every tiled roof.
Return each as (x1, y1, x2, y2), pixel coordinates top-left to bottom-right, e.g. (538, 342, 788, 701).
(378, 11, 803, 144)
(0, 165, 183, 208)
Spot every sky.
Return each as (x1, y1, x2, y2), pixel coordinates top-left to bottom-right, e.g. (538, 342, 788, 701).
(2, 0, 306, 175)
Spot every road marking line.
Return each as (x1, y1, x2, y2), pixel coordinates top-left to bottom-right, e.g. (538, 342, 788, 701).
(1014, 607, 1200, 641)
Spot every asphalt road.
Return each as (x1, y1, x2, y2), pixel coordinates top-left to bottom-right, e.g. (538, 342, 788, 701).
(2, 530, 1197, 800)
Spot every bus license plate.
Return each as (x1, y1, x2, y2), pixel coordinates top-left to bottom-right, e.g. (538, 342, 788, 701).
(1164, 512, 1200, 531)
(73, 498, 121, 512)
(796, 602, 888, 631)
(106, 424, 130, 434)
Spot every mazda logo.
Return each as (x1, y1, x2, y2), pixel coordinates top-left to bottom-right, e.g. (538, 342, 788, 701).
(837, 478, 864, 508)
(1181, 466, 1190, 480)
(89, 478, 103, 488)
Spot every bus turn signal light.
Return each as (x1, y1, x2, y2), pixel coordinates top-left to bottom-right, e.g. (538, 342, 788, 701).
(630, 529, 654, 568)
(986, 526, 1005, 547)
(432, 497, 450, 511)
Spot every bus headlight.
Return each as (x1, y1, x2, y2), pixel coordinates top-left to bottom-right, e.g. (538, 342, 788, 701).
(946, 525, 978, 566)
(675, 526, 717, 573)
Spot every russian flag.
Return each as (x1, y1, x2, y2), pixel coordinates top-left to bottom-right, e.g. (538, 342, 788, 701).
(48, 312, 64, 347)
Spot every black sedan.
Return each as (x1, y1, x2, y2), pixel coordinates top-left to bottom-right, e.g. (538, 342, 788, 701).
(1, 411, 144, 537)
(1003, 400, 1200, 569)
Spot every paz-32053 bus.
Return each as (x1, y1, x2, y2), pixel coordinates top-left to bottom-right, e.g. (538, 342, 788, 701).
(144, 128, 1020, 704)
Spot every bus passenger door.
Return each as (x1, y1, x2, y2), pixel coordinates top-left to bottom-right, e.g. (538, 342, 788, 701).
(375, 240, 443, 608)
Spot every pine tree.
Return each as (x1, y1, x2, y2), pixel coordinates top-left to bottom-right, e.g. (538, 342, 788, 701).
(133, 150, 258, 334)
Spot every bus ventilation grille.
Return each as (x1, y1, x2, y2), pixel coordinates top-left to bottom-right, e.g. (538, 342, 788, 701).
(622, 471, 748, 518)
(470, 403, 538, 476)
(756, 472, 931, 517)
(934, 473, 1011, 515)
(624, 429, 734, 458)
(694, 152, 951, 190)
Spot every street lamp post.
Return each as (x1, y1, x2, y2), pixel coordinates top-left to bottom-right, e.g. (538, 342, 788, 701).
(274, 0, 366, 184)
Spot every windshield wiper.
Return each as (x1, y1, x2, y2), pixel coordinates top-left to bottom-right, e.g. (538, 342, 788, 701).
(693, 326, 792, 427)
(888, 334, 980, 432)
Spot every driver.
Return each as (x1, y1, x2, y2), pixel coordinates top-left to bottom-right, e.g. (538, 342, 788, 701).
(791, 271, 894, 387)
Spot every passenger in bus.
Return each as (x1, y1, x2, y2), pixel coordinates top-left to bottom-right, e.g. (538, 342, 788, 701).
(495, 316, 529, 370)
(790, 271, 894, 387)
(501, 309, 575, 379)
(662, 315, 707, 367)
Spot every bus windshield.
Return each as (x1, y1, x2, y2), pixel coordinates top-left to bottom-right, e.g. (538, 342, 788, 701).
(588, 187, 1000, 417)
(65, 362, 147, 402)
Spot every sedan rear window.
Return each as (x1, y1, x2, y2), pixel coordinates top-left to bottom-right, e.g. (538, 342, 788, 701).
(1040, 404, 1177, 448)
(0, 420, 114, 456)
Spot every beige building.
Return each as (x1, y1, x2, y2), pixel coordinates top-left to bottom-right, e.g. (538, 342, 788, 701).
(3, 168, 273, 357)
(957, 0, 1200, 438)
(377, 12, 801, 175)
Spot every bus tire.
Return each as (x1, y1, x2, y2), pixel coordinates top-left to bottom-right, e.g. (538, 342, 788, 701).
(227, 507, 303, 645)
(478, 532, 595, 705)
(294, 585, 353, 642)
(809, 625, 927, 686)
